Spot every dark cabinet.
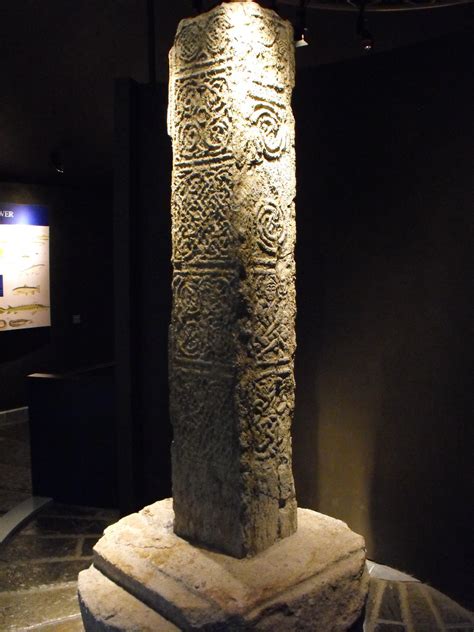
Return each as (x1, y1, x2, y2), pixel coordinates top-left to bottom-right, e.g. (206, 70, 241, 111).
(27, 365, 117, 508)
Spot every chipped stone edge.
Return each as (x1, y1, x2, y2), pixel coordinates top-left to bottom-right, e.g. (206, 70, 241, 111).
(91, 510, 368, 630)
(78, 566, 180, 632)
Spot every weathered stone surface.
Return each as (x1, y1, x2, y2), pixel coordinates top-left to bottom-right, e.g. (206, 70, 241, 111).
(168, 0, 297, 559)
(83, 498, 368, 631)
(78, 565, 179, 632)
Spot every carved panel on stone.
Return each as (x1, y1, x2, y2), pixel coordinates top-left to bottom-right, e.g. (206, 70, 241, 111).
(170, 368, 236, 468)
(172, 268, 239, 365)
(171, 165, 237, 264)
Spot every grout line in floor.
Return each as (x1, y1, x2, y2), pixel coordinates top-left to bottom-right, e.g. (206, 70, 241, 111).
(3, 555, 93, 566)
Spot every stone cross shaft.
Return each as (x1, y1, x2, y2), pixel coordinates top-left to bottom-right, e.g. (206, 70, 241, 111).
(168, 1, 297, 558)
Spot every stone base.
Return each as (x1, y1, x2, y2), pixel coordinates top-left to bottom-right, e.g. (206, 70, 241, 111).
(78, 498, 368, 631)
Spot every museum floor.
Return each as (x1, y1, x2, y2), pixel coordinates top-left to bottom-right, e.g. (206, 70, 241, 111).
(0, 412, 472, 631)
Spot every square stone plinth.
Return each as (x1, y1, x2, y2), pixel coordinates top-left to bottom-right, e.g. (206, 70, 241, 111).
(78, 498, 368, 631)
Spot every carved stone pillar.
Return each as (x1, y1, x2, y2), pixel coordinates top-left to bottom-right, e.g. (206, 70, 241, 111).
(168, 1, 297, 557)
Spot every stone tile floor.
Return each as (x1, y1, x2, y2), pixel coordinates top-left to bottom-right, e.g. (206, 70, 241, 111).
(363, 565, 474, 631)
(0, 503, 118, 630)
(0, 414, 472, 631)
(0, 412, 119, 630)
(0, 414, 32, 517)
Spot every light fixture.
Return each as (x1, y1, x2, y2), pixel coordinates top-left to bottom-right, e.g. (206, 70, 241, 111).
(355, 0, 374, 51)
(279, 0, 471, 10)
(361, 30, 374, 51)
(295, 0, 309, 47)
(280, 0, 470, 54)
(50, 149, 64, 174)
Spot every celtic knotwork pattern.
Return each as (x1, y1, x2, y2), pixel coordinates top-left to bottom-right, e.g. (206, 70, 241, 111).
(232, 182, 295, 262)
(175, 22, 204, 63)
(170, 369, 235, 468)
(169, 2, 297, 557)
(171, 165, 236, 264)
(174, 6, 231, 67)
(237, 371, 294, 463)
(257, 201, 286, 255)
(205, 11, 231, 56)
(251, 103, 289, 161)
(232, 99, 292, 168)
(172, 270, 238, 364)
(239, 267, 296, 366)
(175, 74, 232, 161)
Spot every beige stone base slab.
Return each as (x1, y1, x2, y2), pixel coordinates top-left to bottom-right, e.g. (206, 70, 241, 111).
(79, 565, 179, 631)
(79, 498, 368, 631)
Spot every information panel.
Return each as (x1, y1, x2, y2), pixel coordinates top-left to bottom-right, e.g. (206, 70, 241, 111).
(0, 203, 50, 331)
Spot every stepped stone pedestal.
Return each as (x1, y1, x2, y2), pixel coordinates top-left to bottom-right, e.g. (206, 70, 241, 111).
(78, 498, 368, 631)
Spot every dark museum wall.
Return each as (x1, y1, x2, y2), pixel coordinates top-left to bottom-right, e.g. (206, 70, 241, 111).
(0, 182, 113, 410)
(114, 81, 172, 514)
(292, 32, 473, 607)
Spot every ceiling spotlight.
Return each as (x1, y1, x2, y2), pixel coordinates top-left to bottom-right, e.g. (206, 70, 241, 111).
(295, 28, 309, 48)
(356, 0, 374, 52)
(361, 30, 374, 51)
(295, 0, 309, 48)
(50, 149, 64, 174)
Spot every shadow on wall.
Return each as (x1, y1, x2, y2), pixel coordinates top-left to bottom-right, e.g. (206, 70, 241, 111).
(370, 157, 473, 607)
(292, 203, 323, 513)
(292, 32, 473, 609)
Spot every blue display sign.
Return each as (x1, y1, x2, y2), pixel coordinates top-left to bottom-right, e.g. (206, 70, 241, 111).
(0, 203, 49, 226)
(0, 275, 3, 297)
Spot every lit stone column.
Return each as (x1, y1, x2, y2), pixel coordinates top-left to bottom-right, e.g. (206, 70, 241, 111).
(168, 1, 297, 557)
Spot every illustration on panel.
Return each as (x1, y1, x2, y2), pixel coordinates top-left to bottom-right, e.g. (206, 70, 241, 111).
(0, 203, 51, 331)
